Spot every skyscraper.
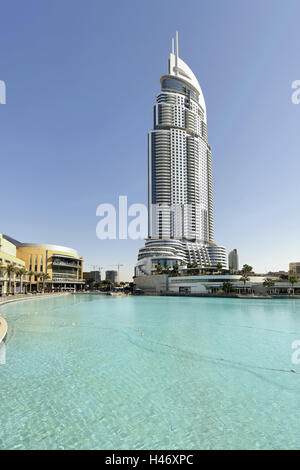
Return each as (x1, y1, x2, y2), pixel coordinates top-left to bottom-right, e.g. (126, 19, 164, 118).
(228, 249, 239, 272)
(135, 33, 226, 276)
(105, 270, 119, 284)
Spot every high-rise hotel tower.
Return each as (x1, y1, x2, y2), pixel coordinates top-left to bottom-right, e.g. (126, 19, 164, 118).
(135, 33, 226, 276)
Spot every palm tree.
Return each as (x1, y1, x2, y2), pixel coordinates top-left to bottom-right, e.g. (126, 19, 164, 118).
(172, 263, 179, 277)
(15, 267, 27, 294)
(241, 264, 253, 276)
(156, 264, 163, 275)
(13, 265, 20, 293)
(5, 263, 16, 295)
(157, 264, 163, 274)
(40, 273, 50, 293)
(216, 263, 223, 274)
(222, 281, 233, 294)
(14, 268, 21, 294)
(204, 264, 211, 275)
(0, 263, 6, 275)
(187, 263, 193, 275)
(21, 268, 28, 293)
(289, 275, 298, 295)
(106, 280, 113, 292)
(35, 272, 41, 292)
(0, 263, 6, 296)
(165, 264, 171, 275)
(263, 278, 275, 295)
(191, 261, 199, 275)
(28, 270, 35, 293)
(179, 260, 186, 275)
(240, 275, 250, 293)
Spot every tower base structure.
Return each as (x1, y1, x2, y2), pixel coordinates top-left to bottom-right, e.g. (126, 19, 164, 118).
(135, 238, 227, 277)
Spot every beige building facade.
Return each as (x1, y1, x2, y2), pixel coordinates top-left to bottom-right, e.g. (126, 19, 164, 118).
(0, 234, 26, 295)
(0, 234, 85, 294)
(289, 263, 300, 276)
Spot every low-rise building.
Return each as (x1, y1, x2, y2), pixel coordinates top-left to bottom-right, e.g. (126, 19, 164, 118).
(1, 234, 85, 293)
(168, 274, 267, 295)
(83, 270, 101, 282)
(134, 272, 277, 295)
(16, 242, 84, 292)
(289, 263, 300, 276)
(267, 270, 288, 280)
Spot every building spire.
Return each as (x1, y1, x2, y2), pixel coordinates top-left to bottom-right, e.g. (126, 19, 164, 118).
(171, 37, 175, 54)
(175, 31, 179, 59)
(175, 31, 179, 74)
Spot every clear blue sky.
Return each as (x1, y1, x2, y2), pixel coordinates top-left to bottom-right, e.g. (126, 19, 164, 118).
(1, 0, 300, 280)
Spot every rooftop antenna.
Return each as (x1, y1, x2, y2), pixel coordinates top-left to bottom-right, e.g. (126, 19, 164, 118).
(171, 37, 175, 54)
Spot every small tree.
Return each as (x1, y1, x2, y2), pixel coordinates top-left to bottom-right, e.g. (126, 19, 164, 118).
(165, 264, 171, 275)
(263, 278, 275, 295)
(241, 264, 253, 276)
(186, 263, 193, 275)
(156, 264, 163, 275)
(105, 280, 113, 292)
(222, 281, 233, 294)
(289, 275, 298, 295)
(240, 275, 250, 292)
(35, 272, 41, 292)
(28, 270, 35, 293)
(204, 264, 211, 275)
(191, 261, 199, 276)
(172, 263, 179, 277)
(0, 263, 7, 295)
(6, 263, 16, 295)
(40, 273, 50, 293)
(216, 263, 223, 273)
(17, 267, 28, 294)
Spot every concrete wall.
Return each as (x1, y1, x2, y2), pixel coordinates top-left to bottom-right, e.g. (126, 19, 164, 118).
(134, 274, 168, 294)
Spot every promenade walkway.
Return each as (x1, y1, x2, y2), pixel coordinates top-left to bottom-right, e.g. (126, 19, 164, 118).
(0, 292, 70, 307)
(0, 316, 8, 342)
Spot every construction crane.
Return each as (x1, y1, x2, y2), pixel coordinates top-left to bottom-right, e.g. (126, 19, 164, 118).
(85, 264, 101, 282)
(86, 264, 101, 271)
(85, 263, 124, 282)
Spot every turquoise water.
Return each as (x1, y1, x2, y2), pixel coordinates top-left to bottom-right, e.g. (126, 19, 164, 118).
(1, 294, 300, 450)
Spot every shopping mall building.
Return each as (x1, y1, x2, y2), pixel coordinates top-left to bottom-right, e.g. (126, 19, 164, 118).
(0, 234, 84, 294)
